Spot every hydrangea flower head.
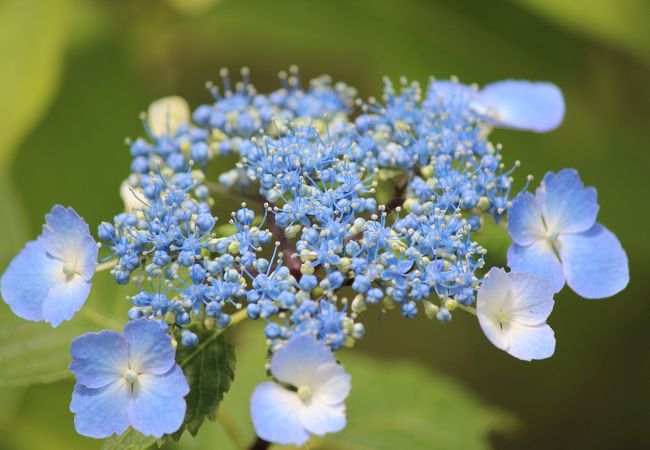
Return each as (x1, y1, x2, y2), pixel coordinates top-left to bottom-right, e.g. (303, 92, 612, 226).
(477, 267, 555, 361)
(507, 169, 629, 299)
(250, 334, 351, 446)
(1, 205, 98, 327)
(69, 318, 189, 438)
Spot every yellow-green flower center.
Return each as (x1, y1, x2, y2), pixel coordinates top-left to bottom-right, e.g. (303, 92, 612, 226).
(496, 310, 510, 325)
(124, 369, 138, 384)
(297, 385, 312, 400)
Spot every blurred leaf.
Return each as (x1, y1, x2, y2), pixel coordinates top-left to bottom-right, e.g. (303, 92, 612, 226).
(166, 322, 513, 449)
(316, 353, 514, 450)
(0, 387, 25, 430)
(474, 218, 510, 267)
(0, 0, 70, 169)
(0, 271, 127, 388)
(512, 0, 650, 63)
(166, 0, 221, 16)
(0, 310, 95, 387)
(0, 176, 29, 267)
(173, 332, 237, 438)
(102, 429, 157, 450)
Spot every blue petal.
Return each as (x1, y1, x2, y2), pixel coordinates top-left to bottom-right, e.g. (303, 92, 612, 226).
(558, 223, 629, 299)
(508, 192, 545, 246)
(1, 239, 60, 322)
(42, 205, 98, 281)
(128, 365, 189, 438)
(250, 382, 310, 446)
(271, 334, 335, 387)
(70, 380, 130, 438)
(123, 318, 175, 375)
(506, 322, 555, 361)
(426, 80, 475, 108)
(507, 241, 565, 293)
(41, 276, 92, 327)
(472, 80, 565, 132)
(70, 330, 129, 389)
(537, 169, 599, 235)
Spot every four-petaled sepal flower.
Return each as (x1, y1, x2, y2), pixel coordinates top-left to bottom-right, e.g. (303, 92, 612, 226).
(477, 267, 556, 361)
(69, 318, 189, 438)
(250, 334, 351, 446)
(1, 205, 98, 327)
(507, 169, 629, 299)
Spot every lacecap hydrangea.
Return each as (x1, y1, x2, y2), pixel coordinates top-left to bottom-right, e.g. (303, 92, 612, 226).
(0, 67, 628, 447)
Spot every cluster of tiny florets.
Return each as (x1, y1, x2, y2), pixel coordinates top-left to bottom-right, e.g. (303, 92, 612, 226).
(98, 68, 518, 349)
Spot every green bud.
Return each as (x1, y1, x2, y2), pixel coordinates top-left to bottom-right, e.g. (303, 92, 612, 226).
(444, 298, 458, 311)
(351, 295, 367, 314)
(204, 317, 216, 330)
(424, 301, 439, 319)
(383, 297, 397, 310)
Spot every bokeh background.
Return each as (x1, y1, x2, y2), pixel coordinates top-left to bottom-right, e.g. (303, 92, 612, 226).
(1, 0, 649, 449)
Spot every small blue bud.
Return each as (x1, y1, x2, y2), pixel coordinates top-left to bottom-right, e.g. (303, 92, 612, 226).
(181, 329, 199, 347)
(98, 222, 116, 242)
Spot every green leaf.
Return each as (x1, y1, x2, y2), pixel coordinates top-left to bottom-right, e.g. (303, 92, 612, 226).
(0, 175, 29, 267)
(167, 323, 514, 450)
(102, 428, 157, 450)
(173, 332, 237, 439)
(0, 0, 70, 169)
(314, 353, 515, 450)
(512, 0, 650, 63)
(0, 310, 94, 387)
(0, 271, 128, 388)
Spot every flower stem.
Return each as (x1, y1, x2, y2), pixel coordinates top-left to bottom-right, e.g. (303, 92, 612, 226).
(218, 409, 248, 450)
(81, 306, 123, 330)
(96, 260, 117, 272)
(457, 304, 477, 316)
(249, 437, 271, 450)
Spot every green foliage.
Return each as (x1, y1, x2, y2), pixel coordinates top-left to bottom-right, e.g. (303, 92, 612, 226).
(473, 219, 510, 267)
(0, 177, 29, 267)
(0, 311, 94, 387)
(166, 323, 513, 450)
(317, 354, 514, 450)
(101, 429, 157, 450)
(173, 332, 237, 438)
(0, 271, 128, 388)
(513, 0, 650, 63)
(0, 0, 70, 170)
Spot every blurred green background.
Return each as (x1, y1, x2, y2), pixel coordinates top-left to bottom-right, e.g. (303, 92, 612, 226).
(1, 0, 649, 449)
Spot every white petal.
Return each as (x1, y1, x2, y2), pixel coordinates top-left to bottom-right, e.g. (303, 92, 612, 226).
(300, 399, 346, 436)
(506, 322, 555, 361)
(271, 334, 336, 387)
(148, 96, 190, 137)
(507, 272, 555, 325)
(250, 382, 310, 446)
(476, 267, 511, 317)
(310, 362, 351, 406)
(477, 313, 509, 352)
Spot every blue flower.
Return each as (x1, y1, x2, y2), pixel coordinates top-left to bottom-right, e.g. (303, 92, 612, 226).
(1, 205, 98, 327)
(250, 334, 351, 446)
(507, 169, 629, 299)
(428, 78, 565, 133)
(69, 318, 189, 438)
(471, 80, 565, 132)
(477, 268, 555, 361)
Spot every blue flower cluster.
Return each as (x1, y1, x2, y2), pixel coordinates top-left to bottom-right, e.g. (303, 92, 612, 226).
(0, 68, 629, 444)
(91, 72, 576, 352)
